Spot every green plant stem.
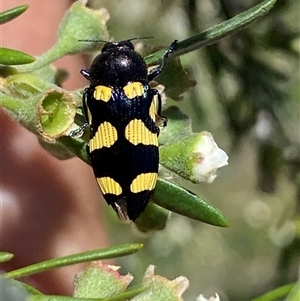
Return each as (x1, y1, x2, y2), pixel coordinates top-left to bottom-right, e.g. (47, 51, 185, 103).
(27, 285, 146, 301)
(0, 92, 39, 133)
(0, 251, 14, 263)
(145, 0, 277, 64)
(250, 283, 294, 301)
(18, 281, 43, 295)
(4, 244, 143, 279)
(101, 285, 147, 301)
(16, 44, 64, 73)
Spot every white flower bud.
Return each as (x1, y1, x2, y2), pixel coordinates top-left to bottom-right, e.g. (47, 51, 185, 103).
(192, 132, 228, 183)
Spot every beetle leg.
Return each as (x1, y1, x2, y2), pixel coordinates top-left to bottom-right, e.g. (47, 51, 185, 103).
(148, 40, 178, 81)
(80, 69, 90, 80)
(69, 123, 89, 137)
(153, 89, 167, 128)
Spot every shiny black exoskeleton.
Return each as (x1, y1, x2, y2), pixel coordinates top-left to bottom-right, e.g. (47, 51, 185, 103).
(78, 39, 178, 222)
(88, 40, 148, 87)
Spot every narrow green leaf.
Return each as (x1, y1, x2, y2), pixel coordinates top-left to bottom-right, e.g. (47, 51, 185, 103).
(0, 277, 28, 301)
(101, 285, 147, 301)
(0, 47, 35, 65)
(29, 285, 147, 301)
(285, 282, 300, 301)
(27, 286, 146, 301)
(0, 251, 14, 263)
(16, 281, 43, 295)
(134, 202, 170, 232)
(250, 283, 294, 301)
(153, 178, 229, 227)
(0, 4, 28, 24)
(145, 0, 277, 64)
(4, 243, 143, 279)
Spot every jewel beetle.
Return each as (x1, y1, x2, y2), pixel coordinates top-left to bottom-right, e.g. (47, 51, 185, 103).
(79, 39, 178, 222)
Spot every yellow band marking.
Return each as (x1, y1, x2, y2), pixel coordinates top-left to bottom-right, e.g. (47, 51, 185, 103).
(90, 121, 118, 151)
(123, 82, 144, 99)
(130, 173, 158, 193)
(125, 119, 158, 146)
(94, 85, 112, 102)
(97, 177, 122, 195)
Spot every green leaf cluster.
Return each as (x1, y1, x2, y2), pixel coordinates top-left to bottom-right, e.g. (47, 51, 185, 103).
(0, 1, 284, 300)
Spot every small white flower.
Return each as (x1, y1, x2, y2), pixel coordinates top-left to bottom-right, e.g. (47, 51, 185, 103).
(196, 293, 220, 301)
(159, 131, 228, 184)
(192, 132, 228, 183)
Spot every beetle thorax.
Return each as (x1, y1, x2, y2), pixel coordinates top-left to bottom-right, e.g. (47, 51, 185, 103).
(89, 49, 148, 87)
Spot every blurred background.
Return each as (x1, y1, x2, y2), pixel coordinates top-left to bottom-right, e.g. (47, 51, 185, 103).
(89, 0, 300, 300)
(1, 0, 299, 300)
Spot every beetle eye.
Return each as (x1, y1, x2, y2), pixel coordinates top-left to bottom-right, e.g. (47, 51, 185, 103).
(119, 40, 134, 50)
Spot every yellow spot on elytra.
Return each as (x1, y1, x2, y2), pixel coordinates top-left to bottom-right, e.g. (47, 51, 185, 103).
(86, 107, 92, 125)
(94, 85, 112, 102)
(125, 119, 158, 146)
(97, 177, 122, 195)
(130, 173, 158, 193)
(90, 121, 118, 151)
(123, 82, 144, 99)
(149, 99, 157, 122)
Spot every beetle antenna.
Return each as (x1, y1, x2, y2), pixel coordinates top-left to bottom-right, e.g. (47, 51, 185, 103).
(78, 39, 108, 43)
(128, 36, 154, 42)
(78, 37, 154, 43)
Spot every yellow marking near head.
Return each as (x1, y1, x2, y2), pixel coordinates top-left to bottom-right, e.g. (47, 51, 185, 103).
(97, 177, 122, 195)
(123, 82, 144, 99)
(90, 121, 118, 151)
(125, 119, 158, 146)
(130, 173, 158, 193)
(94, 85, 112, 102)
